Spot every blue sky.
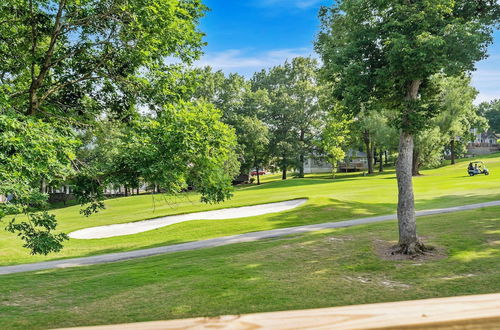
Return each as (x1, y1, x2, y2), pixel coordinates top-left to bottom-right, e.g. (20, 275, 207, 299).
(196, 0, 500, 104)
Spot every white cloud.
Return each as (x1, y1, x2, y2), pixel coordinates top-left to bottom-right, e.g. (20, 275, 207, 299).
(256, 0, 325, 9)
(472, 69, 500, 104)
(195, 48, 317, 76)
(471, 52, 500, 103)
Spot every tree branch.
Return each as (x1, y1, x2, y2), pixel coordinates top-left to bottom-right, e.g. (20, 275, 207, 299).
(27, 0, 67, 115)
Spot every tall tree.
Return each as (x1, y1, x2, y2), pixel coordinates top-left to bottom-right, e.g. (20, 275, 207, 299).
(319, 108, 350, 178)
(187, 67, 271, 180)
(236, 116, 270, 185)
(290, 58, 323, 178)
(413, 75, 486, 175)
(435, 75, 479, 165)
(252, 57, 321, 179)
(317, 0, 500, 254)
(0, 0, 242, 255)
(478, 99, 500, 133)
(2, 0, 207, 118)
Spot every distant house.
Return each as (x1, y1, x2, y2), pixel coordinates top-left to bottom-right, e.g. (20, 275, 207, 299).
(303, 157, 333, 174)
(467, 129, 500, 155)
(303, 150, 368, 174)
(338, 150, 369, 172)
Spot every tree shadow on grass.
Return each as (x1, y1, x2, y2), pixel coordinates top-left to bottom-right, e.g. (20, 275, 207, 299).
(414, 193, 500, 210)
(240, 170, 398, 191)
(239, 178, 336, 190)
(5, 193, 500, 267)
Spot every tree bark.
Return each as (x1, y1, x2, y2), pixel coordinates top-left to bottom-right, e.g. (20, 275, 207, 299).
(379, 148, 384, 172)
(412, 148, 421, 176)
(363, 130, 374, 174)
(256, 166, 261, 185)
(27, 0, 66, 115)
(395, 80, 426, 255)
(281, 154, 287, 180)
(298, 129, 305, 178)
(40, 179, 46, 193)
(396, 131, 421, 253)
(450, 139, 456, 165)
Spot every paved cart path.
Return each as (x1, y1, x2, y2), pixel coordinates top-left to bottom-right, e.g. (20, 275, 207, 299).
(1, 200, 499, 275)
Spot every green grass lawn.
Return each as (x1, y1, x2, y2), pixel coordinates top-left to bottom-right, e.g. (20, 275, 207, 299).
(1, 154, 500, 266)
(0, 206, 499, 329)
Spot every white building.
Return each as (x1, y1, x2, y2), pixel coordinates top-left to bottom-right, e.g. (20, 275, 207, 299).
(303, 157, 333, 174)
(303, 150, 369, 174)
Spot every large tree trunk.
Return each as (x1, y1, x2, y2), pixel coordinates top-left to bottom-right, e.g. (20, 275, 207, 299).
(450, 139, 456, 165)
(395, 80, 426, 255)
(396, 131, 421, 253)
(412, 148, 421, 176)
(363, 130, 374, 174)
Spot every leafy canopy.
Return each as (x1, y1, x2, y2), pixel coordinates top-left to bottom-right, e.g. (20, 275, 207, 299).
(316, 0, 500, 131)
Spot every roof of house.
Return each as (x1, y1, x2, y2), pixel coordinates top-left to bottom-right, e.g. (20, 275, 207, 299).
(481, 132, 498, 139)
(345, 149, 367, 158)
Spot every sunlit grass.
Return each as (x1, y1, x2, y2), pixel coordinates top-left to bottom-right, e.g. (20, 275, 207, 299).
(0, 206, 498, 329)
(0, 153, 499, 265)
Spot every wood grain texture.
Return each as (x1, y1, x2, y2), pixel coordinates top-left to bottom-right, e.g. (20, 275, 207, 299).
(59, 293, 500, 330)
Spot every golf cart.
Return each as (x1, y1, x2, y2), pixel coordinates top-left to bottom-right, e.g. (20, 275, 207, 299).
(467, 161, 489, 176)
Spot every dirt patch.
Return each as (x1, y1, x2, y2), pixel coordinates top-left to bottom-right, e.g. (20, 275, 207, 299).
(342, 275, 411, 289)
(324, 236, 353, 243)
(373, 239, 447, 262)
(440, 274, 476, 281)
(488, 240, 500, 246)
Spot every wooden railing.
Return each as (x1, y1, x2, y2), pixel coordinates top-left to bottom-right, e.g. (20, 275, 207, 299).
(59, 293, 500, 329)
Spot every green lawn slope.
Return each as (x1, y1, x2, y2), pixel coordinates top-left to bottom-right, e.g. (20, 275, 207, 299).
(0, 205, 499, 329)
(1, 154, 499, 265)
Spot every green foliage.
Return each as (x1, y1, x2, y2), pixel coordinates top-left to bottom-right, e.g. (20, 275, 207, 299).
(414, 74, 487, 170)
(0, 0, 242, 255)
(71, 172, 106, 216)
(478, 99, 500, 133)
(252, 57, 322, 176)
(152, 102, 239, 203)
(5, 212, 68, 255)
(87, 102, 239, 204)
(320, 110, 350, 178)
(316, 0, 500, 132)
(235, 116, 270, 175)
(414, 127, 447, 169)
(0, 112, 78, 254)
(1, 0, 207, 118)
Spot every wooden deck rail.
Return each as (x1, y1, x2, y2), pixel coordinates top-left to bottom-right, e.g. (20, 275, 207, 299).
(60, 293, 500, 330)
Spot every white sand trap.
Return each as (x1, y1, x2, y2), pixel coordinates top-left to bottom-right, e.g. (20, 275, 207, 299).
(69, 199, 307, 239)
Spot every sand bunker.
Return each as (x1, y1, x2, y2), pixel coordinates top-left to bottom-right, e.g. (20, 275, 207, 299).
(69, 199, 307, 239)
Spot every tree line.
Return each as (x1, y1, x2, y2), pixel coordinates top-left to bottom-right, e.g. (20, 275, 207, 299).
(1, 0, 499, 256)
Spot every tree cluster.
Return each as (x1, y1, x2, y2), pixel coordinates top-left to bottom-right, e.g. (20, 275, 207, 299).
(0, 0, 238, 255)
